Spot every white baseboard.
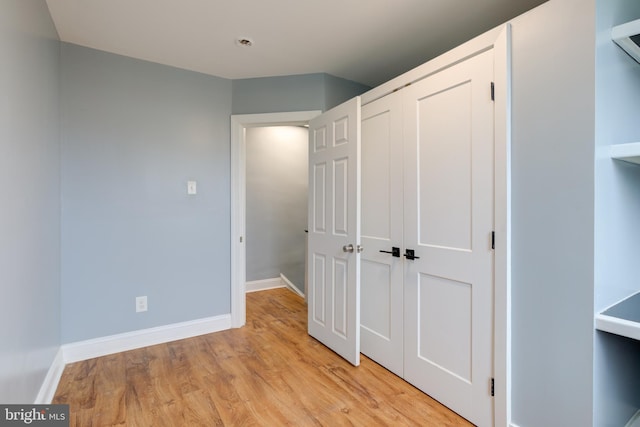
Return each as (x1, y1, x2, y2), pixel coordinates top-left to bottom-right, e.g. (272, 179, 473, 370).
(246, 277, 284, 293)
(510, 423, 522, 427)
(280, 273, 304, 298)
(62, 314, 231, 364)
(34, 347, 65, 404)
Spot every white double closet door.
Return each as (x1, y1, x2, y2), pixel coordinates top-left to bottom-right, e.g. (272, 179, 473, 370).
(307, 49, 495, 426)
(361, 50, 495, 426)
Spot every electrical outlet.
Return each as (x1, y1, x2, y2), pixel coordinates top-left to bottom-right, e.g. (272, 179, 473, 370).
(136, 296, 147, 313)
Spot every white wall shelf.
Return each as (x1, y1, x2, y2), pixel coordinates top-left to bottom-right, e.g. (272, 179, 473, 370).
(596, 292, 640, 341)
(611, 142, 640, 164)
(627, 410, 640, 427)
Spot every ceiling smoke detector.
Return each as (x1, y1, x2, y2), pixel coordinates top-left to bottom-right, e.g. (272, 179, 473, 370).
(236, 38, 254, 47)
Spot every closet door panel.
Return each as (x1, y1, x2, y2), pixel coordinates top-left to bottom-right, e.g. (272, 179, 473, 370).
(418, 82, 472, 251)
(360, 92, 404, 377)
(403, 50, 495, 427)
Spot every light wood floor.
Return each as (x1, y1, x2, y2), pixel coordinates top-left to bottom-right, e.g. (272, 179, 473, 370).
(54, 288, 472, 426)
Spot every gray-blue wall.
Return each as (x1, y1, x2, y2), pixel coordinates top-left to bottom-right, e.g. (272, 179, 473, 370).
(0, 0, 61, 403)
(594, 1, 640, 425)
(59, 46, 369, 342)
(60, 44, 232, 342)
(232, 73, 370, 114)
(323, 74, 371, 111)
(509, 1, 595, 426)
(511, 0, 595, 427)
(232, 74, 326, 114)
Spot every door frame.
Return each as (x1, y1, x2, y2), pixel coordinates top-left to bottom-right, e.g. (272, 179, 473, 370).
(361, 24, 512, 427)
(230, 111, 322, 328)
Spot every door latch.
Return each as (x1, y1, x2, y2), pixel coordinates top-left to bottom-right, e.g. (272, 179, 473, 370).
(379, 247, 401, 257)
(404, 249, 420, 260)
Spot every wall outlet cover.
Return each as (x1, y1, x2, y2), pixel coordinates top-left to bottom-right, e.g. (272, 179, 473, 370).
(136, 296, 147, 312)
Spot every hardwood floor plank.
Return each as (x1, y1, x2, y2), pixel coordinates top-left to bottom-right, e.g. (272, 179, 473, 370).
(93, 354, 127, 426)
(53, 288, 473, 426)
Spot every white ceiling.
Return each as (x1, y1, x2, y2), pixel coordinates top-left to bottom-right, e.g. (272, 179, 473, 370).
(45, 0, 547, 87)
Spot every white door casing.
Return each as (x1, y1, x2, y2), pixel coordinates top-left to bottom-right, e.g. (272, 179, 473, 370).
(403, 49, 495, 426)
(230, 111, 323, 329)
(360, 92, 405, 376)
(307, 97, 362, 366)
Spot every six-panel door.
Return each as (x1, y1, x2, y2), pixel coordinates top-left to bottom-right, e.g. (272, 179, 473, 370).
(307, 97, 362, 367)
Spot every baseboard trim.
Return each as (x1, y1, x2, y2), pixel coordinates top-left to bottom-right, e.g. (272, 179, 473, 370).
(34, 347, 65, 404)
(62, 314, 231, 364)
(510, 423, 522, 427)
(246, 277, 284, 293)
(280, 273, 304, 298)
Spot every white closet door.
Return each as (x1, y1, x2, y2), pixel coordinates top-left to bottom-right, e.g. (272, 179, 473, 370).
(360, 92, 404, 376)
(403, 50, 495, 427)
(307, 97, 362, 366)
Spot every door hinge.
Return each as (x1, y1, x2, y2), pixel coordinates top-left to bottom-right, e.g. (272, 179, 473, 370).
(491, 378, 495, 397)
(491, 231, 495, 250)
(490, 82, 495, 101)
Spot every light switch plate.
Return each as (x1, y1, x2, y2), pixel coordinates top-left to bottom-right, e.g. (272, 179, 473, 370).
(187, 180, 197, 195)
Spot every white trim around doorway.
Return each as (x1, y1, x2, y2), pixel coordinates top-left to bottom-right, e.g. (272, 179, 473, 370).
(230, 110, 322, 329)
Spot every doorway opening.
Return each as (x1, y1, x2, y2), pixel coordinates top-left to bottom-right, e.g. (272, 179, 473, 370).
(245, 125, 308, 297)
(231, 111, 322, 328)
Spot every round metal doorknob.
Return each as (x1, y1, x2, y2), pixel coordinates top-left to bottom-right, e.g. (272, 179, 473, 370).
(343, 244, 354, 253)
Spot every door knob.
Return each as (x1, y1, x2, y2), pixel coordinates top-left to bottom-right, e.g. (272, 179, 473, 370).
(379, 247, 401, 257)
(343, 244, 363, 253)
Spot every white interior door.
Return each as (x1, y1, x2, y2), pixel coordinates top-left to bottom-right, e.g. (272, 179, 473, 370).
(403, 50, 495, 426)
(307, 97, 361, 366)
(360, 92, 404, 376)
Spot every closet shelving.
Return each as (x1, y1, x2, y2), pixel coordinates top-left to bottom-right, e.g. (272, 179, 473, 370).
(595, 143, 640, 342)
(610, 142, 640, 165)
(595, 12, 640, 344)
(596, 291, 640, 341)
(594, 140, 640, 427)
(593, 16, 640, 425)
